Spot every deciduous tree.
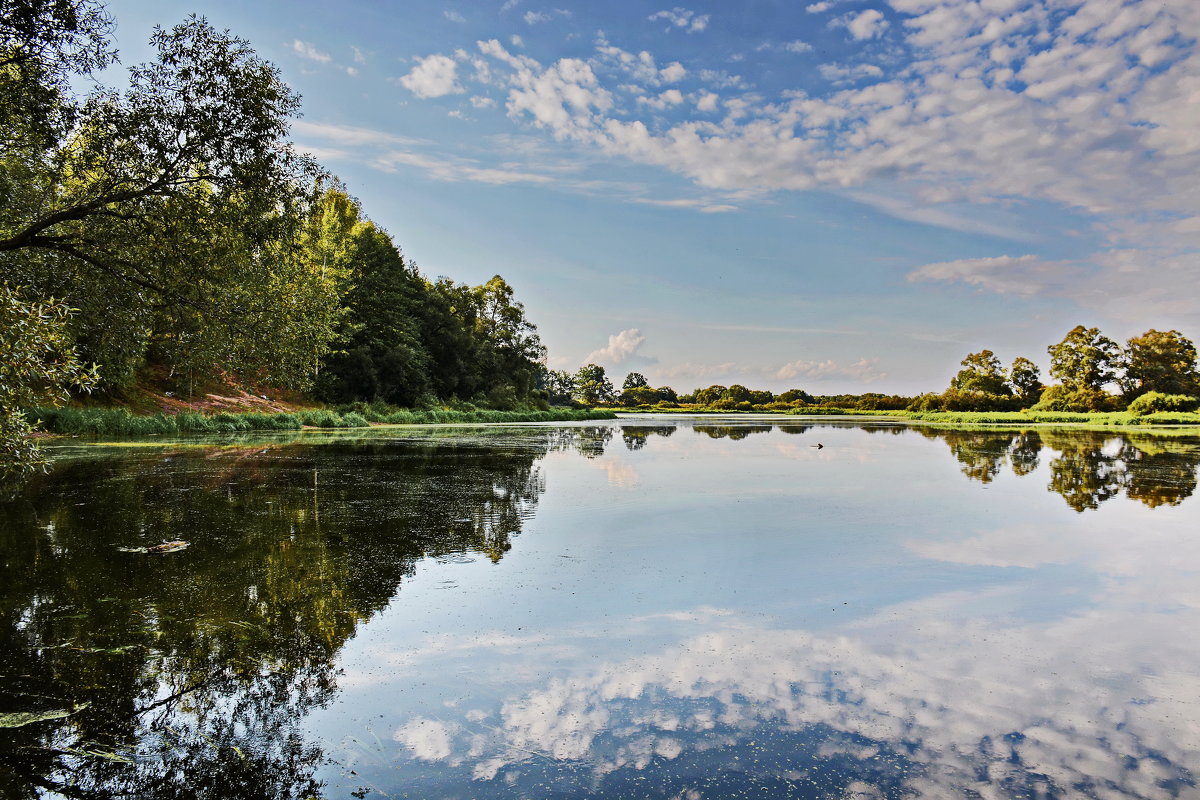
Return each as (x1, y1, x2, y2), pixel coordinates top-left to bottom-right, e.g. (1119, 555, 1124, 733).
(622, 372, 648, 390)
(951, 350, 1010, 396)
(1, 283, 97, 476)
(575, 364, 614, 405)
(1008, 356, 1043, 407)
(1047, 325, 1123, 392)
(1122, 329, 1200, 399)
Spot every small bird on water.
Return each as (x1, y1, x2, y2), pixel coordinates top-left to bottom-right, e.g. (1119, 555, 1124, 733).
(812, 443, 824, 449)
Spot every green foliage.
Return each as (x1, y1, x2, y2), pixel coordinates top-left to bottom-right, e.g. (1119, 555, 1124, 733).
(1, 283, 98, 476)
(1031, 384, 1122, 412)
(776, 388, 814, 404)
(1123, 329, 1200, 399)
(1047, 325, 1123, 391)
(2, 9, 338, 394)
(618, 384, 678, 406)
(1127, 391, 1200, 416)
(575, 364, 615, 405)
(622, 372, 648, 390)
(0, 0, 115, 147)
(951, 350, 1010, 396)
(542, 369, 578, 405)
(1007, 356, 1043, 406)
(33, 407, 306, 435)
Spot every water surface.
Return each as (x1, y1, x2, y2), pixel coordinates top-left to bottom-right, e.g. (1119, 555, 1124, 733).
(2, 418, 1198, 798)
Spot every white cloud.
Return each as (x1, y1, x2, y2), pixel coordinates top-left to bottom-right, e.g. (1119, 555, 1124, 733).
(511, 34, 524, 47)
(806, 1, 833, 12)
(399, 54, 464, 98)
(784, 39, 815, 53)
(659, 61, 686, 83)
(292, 39, 331, 64)
(524, 8, 571, 25)
(291, 120, 427, 149)
(373, 150, 555, 185)
(848, 190, 1037, 240)
(637, 88, 685, 110)
(773, 357, 886, 383)
(393, 0, 1200, 324)
(648, 8, 710, 33)
(583, 329, 654, 368)
(694, 91, 719, 112)
(818, 62, 884, 84)
(351, 46, 366, 65)
(838, 8, 890, 41)
(906, 254, 1070, 296)
(470, 95, 496, 108)
(443, 9, 466, 23)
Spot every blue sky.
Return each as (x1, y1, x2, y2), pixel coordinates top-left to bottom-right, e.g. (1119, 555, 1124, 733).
(105, 0, 1199, 394)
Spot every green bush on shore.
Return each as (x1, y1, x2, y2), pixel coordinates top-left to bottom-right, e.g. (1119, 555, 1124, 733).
(1127, 392, 1200, 416)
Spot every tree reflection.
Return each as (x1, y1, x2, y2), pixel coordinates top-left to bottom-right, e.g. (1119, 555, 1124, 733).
(0, 433, 569, 798)
(921, 428, 1200, 511)
(621, 426, 676, 451)
(693, 424, 774, 441)
(547, 425, 613, 459)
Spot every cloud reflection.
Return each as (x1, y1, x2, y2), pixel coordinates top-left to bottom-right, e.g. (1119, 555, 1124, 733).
(390, 505, 1200, 798)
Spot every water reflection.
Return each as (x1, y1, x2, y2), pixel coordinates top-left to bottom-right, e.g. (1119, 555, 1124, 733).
(660, 419, 1200, 512)
(921, 428, 1200, 511)
(0, 432, 564, 798)
(392, 607, 1198, 798)
(621, 426, 675, 452)
(2, 419, 1199, 799)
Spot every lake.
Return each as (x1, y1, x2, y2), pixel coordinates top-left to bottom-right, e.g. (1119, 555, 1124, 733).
(2, 417, 1198, 799)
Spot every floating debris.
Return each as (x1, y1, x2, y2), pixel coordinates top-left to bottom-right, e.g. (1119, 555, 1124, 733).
(0, 703, 89, 729)
(117, 541, 190, 554)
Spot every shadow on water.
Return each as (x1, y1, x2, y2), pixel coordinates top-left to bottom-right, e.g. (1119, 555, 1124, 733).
(0, 428, 608, 799)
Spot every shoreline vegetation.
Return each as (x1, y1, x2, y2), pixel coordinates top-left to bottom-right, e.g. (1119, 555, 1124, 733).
(33, 405, 616, 437)
(32, 402, 1200, 443)
(619, 406, 1200, 427)
(5, 2, 1200, 477)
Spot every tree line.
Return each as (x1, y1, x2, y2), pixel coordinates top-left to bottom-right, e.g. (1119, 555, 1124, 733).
(555, 325, 1200, 415)
(913, 325, 1200, 413)
(1, 0, 548, 474)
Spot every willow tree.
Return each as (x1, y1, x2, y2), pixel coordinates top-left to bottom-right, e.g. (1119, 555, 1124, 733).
(1, 9, 328, 391)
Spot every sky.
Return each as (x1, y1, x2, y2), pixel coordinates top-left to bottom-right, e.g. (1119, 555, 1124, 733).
(103, 0, 1200, 395)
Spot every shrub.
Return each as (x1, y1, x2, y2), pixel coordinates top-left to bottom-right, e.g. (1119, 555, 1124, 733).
(1127, 392, 1200, 416)
(1032, 385, 1122, 412)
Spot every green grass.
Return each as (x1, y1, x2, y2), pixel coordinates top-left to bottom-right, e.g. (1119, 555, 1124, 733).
(31, 405, 615, 437)
(614, 404, 1200, 427)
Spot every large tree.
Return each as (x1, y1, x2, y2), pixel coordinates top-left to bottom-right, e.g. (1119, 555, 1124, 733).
(950, 350, 1010, 396)
(1122, 329, 1200, 399)
(1007, 356, 1043, 407)
(1, 9, 325, 390)
(575, 364, 615, 405)
(1047, 325, 1124, 392)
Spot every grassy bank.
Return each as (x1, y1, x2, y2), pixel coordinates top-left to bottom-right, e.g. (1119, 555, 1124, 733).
(613, 405, 1200, 426)
(885, 409, 1200, 426)
(32, 406, 615, 436)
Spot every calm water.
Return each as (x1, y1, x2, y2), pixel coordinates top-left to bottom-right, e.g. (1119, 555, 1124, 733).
(2, 417, 1199, 799)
